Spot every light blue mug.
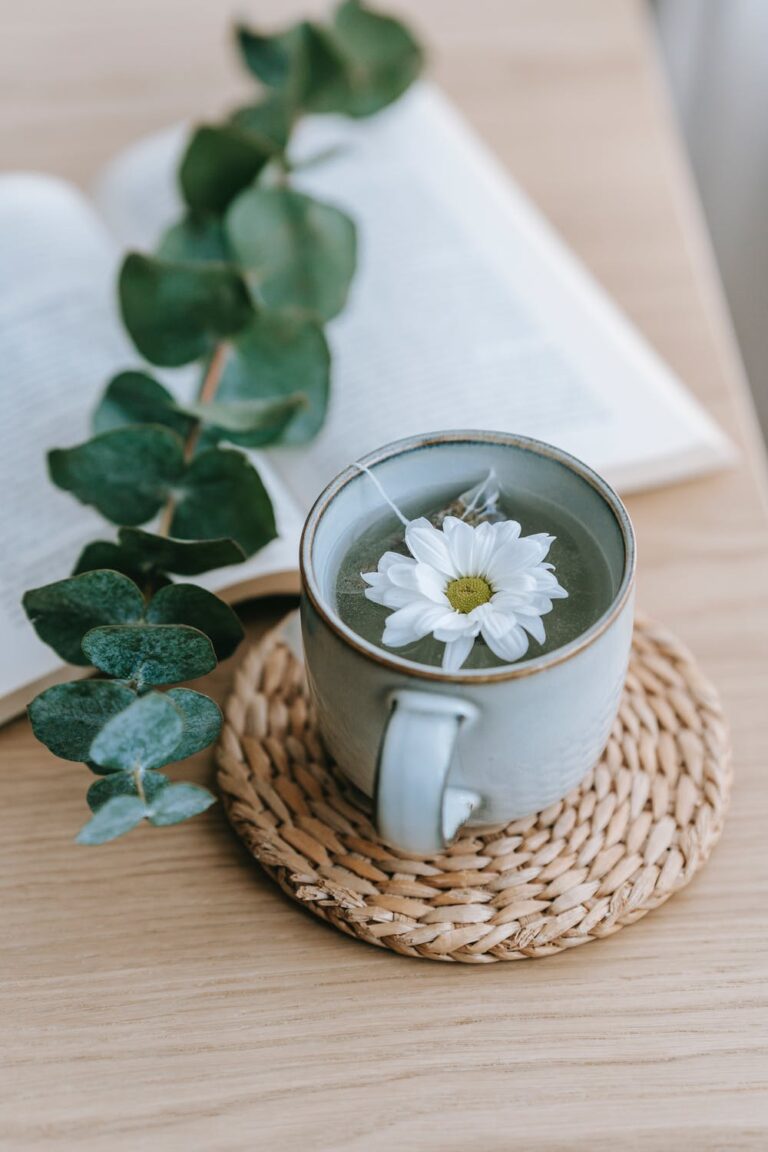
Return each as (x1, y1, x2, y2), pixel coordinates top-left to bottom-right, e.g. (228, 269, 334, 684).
(300, 431, 636, 856)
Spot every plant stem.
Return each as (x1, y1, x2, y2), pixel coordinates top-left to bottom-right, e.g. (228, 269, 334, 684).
(155, 342, 229, 538)
(133, 766, 147, 804)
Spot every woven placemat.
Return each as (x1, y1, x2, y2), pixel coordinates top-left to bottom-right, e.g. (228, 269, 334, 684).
(216, 611, 731, 963)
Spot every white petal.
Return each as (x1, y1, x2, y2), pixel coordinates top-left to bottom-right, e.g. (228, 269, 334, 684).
(382, 600, 451, 647)
(362, 558, 419, 608)
(378, 551, 411, 574)
(491, 589, 551, 616)
(485, 537, 549, 585)
(363, 578, 417, 609)
(490, 571, 539, 595)
(442, 516, 476, 574)
(432, 613, 480, 641)
(471, 604, 527, 661)
(386, 561, 449, 605)
(443, 516, 497, 576)
(442, 633, 476, 672)
(536, 572, 568, 599)
(491, 519, 522, 546)
(470, 520, 497, 575)
(482, 617, 530, 663)
(405, 518, 457, 577)
(527, 532, 555, 559)
(518, 595, 554, 616)
(520, 613, 546, 645)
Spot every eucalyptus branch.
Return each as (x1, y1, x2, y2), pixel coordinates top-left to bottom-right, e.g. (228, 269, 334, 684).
(22, 0, 424, 848)
(157, 343, 230, 537)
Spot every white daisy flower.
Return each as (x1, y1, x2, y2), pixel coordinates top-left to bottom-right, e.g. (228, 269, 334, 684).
(362, 515, 568, 672)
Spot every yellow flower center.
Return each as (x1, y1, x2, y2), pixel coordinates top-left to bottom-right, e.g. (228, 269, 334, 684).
(446, 575, 492, 613)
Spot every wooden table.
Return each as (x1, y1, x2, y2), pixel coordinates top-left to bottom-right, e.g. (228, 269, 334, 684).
(3, 1, 768, 1147)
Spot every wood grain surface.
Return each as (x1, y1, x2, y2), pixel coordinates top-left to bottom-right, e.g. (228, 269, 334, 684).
(1, 1, 767, 1148)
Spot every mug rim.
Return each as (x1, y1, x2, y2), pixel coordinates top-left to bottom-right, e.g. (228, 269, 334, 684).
(300, 430, 636, 684)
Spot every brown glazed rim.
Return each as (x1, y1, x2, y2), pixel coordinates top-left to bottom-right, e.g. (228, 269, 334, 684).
(299, 431, 636, 684)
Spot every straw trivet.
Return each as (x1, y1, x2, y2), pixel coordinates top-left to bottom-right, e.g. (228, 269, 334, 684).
(216, 611, 731, 963)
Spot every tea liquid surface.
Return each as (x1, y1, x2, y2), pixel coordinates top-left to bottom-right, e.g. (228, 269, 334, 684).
(334, 486, 617, 670)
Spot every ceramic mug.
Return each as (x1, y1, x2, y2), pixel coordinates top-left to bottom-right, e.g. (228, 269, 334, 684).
(300, 431, 636, 855)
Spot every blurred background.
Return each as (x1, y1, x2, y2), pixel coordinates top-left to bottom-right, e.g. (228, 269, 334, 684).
(653, 0, 768, 440)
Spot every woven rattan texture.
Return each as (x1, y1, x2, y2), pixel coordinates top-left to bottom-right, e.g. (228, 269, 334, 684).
(216, 613, 731, 962)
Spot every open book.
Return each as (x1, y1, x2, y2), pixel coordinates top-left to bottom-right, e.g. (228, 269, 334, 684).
(0, 83, 732, 722)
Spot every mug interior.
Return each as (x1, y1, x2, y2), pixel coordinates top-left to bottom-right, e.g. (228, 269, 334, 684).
(301, 431, 634, 677)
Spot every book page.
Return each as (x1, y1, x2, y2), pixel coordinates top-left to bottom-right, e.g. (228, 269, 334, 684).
(94, 83, 732, 512)
(0, 175, 302, 714)
(279, 83, 734, 502)
(0, 176, 126, 701)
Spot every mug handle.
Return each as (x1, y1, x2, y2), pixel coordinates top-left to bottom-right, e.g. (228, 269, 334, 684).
(375, 689, 481, 855)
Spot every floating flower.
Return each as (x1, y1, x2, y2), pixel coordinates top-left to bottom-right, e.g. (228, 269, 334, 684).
(362, 515, 568, 672)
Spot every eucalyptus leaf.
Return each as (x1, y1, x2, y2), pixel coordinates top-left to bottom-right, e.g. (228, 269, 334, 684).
(87, 769, 170, 813)
(147, 584, 243, 660)
(148, 782, 217, 826)
(215, 311, 330, 444)
(72, 540, 170, 588)
(235, 5, 422, 118)
(235, 21, 347, 114)
(93, 372, 193, 437)
(164, 688, 223, 763)
(226, 186, 356, 321)
(170, 448, 277, 557)
(229, 93, 294, 151)
(180, 124, 275, 215)
(117, 528, 246, 576)
(49, 426, 185, 526)
(236, 22, 299, 88)
(157, 215, 233, 264)
(23, 570, 145, 666)
(82, 624, 217, 688)
(119, 253, 254, 367)
(184, 395, 304, 447)
(76, 795, 148, 845)
(89, 691, 184, 772)
(328, 0, 424, 117)
(28, 680, 137, 763)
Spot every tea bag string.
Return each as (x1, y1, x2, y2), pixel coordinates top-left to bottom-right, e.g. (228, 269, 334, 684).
(459, 468, 498, 522)
(352, 462, 410, 527)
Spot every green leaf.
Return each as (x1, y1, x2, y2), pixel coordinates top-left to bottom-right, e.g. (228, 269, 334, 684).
(117, 528, 246, 576)
(157, 215, 233, 264)
(236, 22, 299, 88)
(215, 312, 330, 444)
(164, 688, 222, 762)
(184, 395, 304, 447)
(28, 680, 137, 763)
(23, 570, 145, 666)
(226, 186, 356, 321)
(76, 796, 148, 845)
(148, 782, 216, 826)
(236, 21, 347, 116)
(170, 448, 277, 557)
(229, 93, 294, 151)
(89, 691, 184, 772)
(71, 540, 169, 588)
(235, 6, 422, 119)
(119, 253, 255, 367)
(87, 769, 170, 812)
(179, 125, 274, 216)
(82, 624, 217, 688)
(328, 0, 424, 117)
(93, 372, 193, 437)
(147, 584, 243, 660)
(49, 426, 185, 526)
